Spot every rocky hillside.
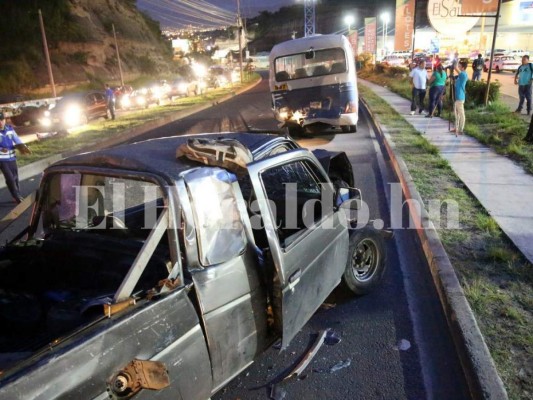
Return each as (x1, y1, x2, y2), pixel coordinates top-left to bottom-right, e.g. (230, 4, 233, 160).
(1, 0, 174, 94)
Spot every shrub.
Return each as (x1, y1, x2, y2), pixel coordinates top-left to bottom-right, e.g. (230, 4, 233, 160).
(386, 65, 409, 77)
(357, 52, 374, 69)
(466, 79, 500, 106)
(67, 51, 89, 64)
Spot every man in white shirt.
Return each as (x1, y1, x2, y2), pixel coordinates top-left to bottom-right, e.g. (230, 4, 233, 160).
(409, 60, 428, 115)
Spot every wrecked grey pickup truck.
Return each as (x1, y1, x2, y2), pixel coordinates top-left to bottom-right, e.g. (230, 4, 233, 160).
(0, 133, 386, 399)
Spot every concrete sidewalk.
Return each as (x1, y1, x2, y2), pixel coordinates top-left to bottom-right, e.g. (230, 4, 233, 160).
(360, 79, 533, 264)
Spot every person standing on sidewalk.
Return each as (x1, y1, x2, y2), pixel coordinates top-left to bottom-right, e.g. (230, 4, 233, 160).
(426, 64, 447, 118)
(471, 54, 484, 81)
(409, 60, 428, 115)
(452, 61, 469, 135)
(105, 84, 116, 120)
(514, 55, 532, 115)
(0, 112, 32, 204)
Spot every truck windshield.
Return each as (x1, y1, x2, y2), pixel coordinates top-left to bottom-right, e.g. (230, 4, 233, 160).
(274, 47, 346, 82)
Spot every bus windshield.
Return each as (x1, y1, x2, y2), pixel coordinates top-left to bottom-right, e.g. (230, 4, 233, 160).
(274, 47, 346, 82)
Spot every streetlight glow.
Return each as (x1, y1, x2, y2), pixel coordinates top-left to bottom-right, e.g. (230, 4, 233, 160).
(380, 12, 390, 58)
(344, 14, 355, 36)
(344, 15, 355, 26)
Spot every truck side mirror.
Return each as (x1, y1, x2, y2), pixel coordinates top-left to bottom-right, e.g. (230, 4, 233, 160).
(337, 187, 362, 210)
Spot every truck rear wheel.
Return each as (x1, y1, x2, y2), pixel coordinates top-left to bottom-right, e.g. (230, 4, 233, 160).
(343, 227, 386, 295)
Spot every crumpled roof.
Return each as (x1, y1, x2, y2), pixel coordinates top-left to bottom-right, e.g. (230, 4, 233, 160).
(50, 132, 281, 183)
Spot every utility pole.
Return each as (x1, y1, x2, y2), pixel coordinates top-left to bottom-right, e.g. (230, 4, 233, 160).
(112, 23, 125, 87)
(237, 0, 243, 83)
(38, 9, 56, 97)
(485, 0, 502, 106)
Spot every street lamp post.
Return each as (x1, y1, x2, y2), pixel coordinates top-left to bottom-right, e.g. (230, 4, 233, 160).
(380, 12, 390, 58)
(344, 15, 355, 36)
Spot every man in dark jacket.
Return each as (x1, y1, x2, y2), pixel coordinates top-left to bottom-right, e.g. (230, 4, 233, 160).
(472, 54, 484, 81)
(0, 111, 31, 203)
(105, 84, 116, 120)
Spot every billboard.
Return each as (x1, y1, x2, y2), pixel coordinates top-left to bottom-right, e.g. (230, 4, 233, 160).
(364, 17, 377, 53)
(394, 0, 415, 52)
(428, 0, 479, 34)
(519, 1, 533, 23)
(460, 0, 499, 14)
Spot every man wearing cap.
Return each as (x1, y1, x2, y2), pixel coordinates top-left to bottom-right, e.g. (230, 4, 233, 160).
(0, 112, 32, 204)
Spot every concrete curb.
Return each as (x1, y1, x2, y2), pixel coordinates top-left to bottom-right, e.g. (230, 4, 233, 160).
(8, 76, 263, 189)
(360, 98, 508, 400)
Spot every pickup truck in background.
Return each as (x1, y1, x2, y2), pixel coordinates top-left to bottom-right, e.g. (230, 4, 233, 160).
(0, 133, 387, 399)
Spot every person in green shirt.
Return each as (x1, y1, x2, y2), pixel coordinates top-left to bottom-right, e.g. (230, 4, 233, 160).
(426, 64, 447, 118)
(514, 55, 533, 115)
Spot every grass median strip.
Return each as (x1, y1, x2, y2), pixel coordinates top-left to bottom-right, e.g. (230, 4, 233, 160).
(18, 77, 258, 168)
(359, 84, 532, 400)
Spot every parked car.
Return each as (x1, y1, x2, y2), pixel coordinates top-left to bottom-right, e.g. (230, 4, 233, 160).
(484, 56, 521, 72)
(486, 48, 507, 56)
(506, 49, 530, 58)
(40, 91, 108, 130)
(0, 133, 388, 399)
(10, 104, 48, 126)
(168, 78, 206, 98)
(381, 55, 407, 67)
(413, 55, 434, 71)
(207, 66, 232, 88)
(112, 85, 133, 109)
(120, 88, 160, 109)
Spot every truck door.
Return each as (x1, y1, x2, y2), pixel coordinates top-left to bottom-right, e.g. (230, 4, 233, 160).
(247, 149, 349, 348)
(180, 168, 269, 391)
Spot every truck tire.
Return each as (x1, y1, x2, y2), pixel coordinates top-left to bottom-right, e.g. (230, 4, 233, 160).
(343, 227, 386, 295)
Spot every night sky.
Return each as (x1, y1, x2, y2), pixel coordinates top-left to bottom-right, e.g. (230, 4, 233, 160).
(137, 0, 395, 29)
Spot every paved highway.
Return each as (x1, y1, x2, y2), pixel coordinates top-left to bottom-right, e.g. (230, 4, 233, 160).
(0, 73, 471, 399)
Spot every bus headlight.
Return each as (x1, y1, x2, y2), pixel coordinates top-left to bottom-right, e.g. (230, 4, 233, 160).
(344, 101, 357, 113)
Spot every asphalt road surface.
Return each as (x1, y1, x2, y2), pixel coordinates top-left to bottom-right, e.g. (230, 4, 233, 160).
(0, 73, 471, 399)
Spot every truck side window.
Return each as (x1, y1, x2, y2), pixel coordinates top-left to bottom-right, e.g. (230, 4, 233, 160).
(260, 160, 327, 247)
(184, 168, 247, 266)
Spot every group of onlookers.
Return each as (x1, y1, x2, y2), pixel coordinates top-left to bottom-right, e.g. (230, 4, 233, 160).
(408, 53, 532, 139)
(408, 57, 468, 135)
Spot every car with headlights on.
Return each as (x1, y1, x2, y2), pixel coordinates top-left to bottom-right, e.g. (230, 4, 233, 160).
(41, 91, 108, 131)
(120, 88, 161, 110)
(0, 133, 388, 399)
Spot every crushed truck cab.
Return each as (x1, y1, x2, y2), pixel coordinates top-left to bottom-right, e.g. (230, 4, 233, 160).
(0, 133, 386, 399)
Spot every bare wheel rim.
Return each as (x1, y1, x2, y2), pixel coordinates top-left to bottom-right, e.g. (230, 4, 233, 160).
(350, 238, 379, 282)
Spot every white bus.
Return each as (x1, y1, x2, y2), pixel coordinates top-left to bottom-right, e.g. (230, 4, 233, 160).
(269, 34, 358, 134)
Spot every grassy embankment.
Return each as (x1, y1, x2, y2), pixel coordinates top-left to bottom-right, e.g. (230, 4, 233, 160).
(18, 74, 259, 168)
(358, 83, 532, 400)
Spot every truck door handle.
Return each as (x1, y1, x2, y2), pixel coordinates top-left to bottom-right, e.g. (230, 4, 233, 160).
(288, 269, 302, 290)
